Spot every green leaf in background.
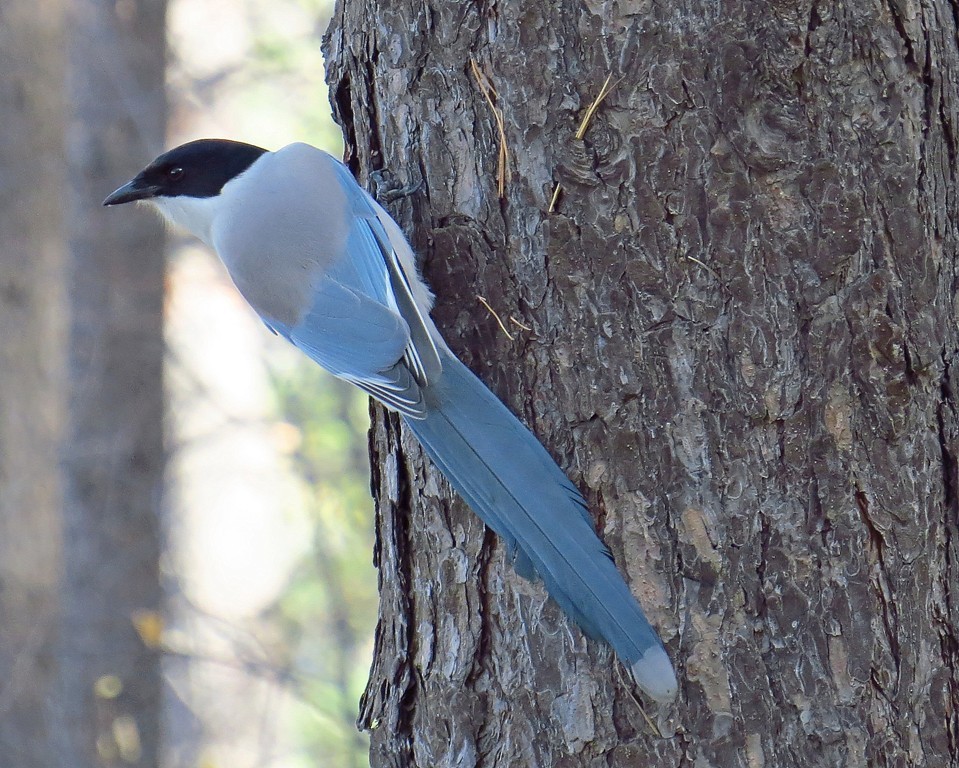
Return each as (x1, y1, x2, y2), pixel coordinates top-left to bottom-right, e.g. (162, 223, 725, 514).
(270, 362, 376, 768)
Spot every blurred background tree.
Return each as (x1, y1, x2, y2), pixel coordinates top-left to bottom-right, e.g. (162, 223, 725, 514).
(0, 2, 66, 766)
(58, 0, 167, 765)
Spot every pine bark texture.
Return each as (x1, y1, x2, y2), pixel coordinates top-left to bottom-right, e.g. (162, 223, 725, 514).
(0, 2, 66, 765)
(325, 1, 959, 766)
(57, 1, 167, 765)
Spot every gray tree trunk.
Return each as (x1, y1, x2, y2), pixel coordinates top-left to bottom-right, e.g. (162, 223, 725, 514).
(325, 1, 959, 766)
(57, 1, 167, 765)
(0, 2, 66, 766)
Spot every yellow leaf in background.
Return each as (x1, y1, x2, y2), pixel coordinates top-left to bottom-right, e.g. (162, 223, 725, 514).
(95, 733, 118, 761)
(94, 674, 123, 699)
(131, 609, 164, 648)
(272, 420, 303, 453)
(112, 714, 142, 763)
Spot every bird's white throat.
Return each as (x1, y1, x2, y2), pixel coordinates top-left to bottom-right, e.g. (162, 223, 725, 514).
(149, 194, 221, 247)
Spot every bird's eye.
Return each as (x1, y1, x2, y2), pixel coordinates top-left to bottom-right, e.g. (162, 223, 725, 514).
(168, 166, 184, 181)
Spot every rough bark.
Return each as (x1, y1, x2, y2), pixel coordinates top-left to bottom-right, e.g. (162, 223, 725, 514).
(325, 1, 959, 765)
(0, 2, 66, 766)
(56, 1, 167, 765)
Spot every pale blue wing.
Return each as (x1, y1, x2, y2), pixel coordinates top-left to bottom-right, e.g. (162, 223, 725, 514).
(278, 278, 427, 418)
(322, 160, 441, 388)
(256, 149, 439, 419)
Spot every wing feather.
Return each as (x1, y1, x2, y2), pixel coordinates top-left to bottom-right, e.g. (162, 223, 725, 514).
(220, 144, 440, 419)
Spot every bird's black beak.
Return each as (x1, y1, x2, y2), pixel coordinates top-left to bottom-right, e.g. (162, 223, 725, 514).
(103, 177, 158, 206)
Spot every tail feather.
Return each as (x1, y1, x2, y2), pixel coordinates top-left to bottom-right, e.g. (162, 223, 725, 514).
(404, 351, 677, 702)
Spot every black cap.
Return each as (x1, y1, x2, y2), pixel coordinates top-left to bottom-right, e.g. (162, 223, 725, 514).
(103, 139, 268, 206)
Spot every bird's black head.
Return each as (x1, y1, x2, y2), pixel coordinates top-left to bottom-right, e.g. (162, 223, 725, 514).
(103, 139, 268, 206)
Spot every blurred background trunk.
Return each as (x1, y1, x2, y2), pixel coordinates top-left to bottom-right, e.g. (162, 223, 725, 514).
(56, 0, 168, 766)
(0, 2, 66, 766)
(326, 0, 959, 765)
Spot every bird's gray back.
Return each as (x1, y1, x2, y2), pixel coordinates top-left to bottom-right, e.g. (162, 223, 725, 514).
(212, 143, 351, 327)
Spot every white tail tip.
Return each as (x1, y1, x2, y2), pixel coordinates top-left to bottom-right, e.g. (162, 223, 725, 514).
(631, 647, 678, 703)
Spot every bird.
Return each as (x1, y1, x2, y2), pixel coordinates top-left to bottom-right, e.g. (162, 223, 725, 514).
(104, 139, 678, 702)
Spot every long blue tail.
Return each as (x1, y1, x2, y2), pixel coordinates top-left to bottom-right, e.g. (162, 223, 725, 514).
(404, 351, 677, 701)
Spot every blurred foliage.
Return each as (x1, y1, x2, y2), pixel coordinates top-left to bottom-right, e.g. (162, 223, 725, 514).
(169, 0, 372, 762)
(239, 0, 370, 763)
(238, 0, 344, 154)
(270, 363, 376, 768)
(170, 0, 343, 156)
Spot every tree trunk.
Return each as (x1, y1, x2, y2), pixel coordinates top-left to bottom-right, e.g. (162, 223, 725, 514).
(56, 1, 167, 765)
(0, 2, 66, 766)
(326, 1, 959, 766)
